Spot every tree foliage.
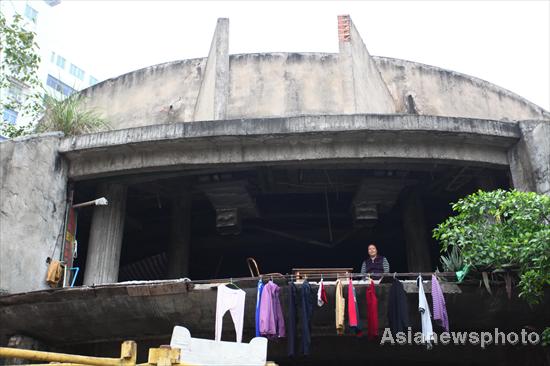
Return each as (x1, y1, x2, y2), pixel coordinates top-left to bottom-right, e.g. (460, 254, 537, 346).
(433, 189, 550, 305)
(0, 11, 43, 131)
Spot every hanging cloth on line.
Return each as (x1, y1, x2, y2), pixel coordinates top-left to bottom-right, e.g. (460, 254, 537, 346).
(287, 281, 298, 357)
(335, 279, 345, 335)
(388, 278, 410, 334)
(347, 277, 362, 336)
(300, 280, 314, 355)
(255, 279, 265, 337)
(259, 281, 286, 339)
(418, 275, 434, 349)
(431, 274, 449, 332)
(365, 279, 379, 340)
(215, 284, 246, 343)
(317, 278, 328, 307)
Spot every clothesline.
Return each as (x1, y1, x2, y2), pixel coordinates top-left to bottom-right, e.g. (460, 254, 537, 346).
(188, 272, 456, 285)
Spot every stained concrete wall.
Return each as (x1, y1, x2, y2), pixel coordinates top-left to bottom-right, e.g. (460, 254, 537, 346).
(374, 57, 550, 121)
(81, 58, 206, 129)
(227, 53, 345, 119)
(81, 53, 549, 131)
(0, 133, 68, 294)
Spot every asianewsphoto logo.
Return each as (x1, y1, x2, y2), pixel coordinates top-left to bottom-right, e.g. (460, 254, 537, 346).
(380, 327, 541, 349)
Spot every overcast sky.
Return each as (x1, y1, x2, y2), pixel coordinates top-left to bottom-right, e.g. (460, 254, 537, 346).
(44, 0, 550, 110)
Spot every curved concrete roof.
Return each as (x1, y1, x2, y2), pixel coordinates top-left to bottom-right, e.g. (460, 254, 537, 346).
(80, 16, 549, 132)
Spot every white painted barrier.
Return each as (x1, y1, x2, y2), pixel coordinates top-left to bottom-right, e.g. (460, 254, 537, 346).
(170, 326, 268, 366)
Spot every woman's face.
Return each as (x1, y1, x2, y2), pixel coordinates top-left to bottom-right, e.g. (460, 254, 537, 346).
(368, 244, 378, 258)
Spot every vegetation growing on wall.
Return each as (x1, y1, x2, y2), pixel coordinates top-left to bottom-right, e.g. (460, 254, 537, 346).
(35, 93, 109, 136)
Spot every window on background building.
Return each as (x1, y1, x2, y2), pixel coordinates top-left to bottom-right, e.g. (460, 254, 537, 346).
(7, 84, 24, 104)
(2, 109, 18, 125)
(46, 75, 76, 97)
(56, 55, 66, 69)
(50, 52, 56, 63)
(89, 76, 98, 85)
(69, 64, 85, 80)
(24, 4, 38, 23)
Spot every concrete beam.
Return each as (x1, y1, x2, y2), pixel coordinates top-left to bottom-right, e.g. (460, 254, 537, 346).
(193, 18, 229, 121)
(83, 183, 127, 285)
(338, 15, 396, 114)
(58, 115, 520, 180)
(1, 280, 548, 346)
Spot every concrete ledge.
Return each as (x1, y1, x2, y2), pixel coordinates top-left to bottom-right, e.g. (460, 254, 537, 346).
(60, 114, 519, 153)
(58, 114, 520, 180)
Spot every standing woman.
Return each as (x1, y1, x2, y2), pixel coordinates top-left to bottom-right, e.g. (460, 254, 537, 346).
(360, 243, 390, 274)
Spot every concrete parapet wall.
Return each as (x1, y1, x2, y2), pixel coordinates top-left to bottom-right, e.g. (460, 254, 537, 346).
(79, 17, 549, 132)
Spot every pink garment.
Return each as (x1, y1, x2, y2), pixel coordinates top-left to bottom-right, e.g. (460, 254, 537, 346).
(215, 284, 246, 342)
(259, 281, 286, 338)
(431, 275, 449, 332)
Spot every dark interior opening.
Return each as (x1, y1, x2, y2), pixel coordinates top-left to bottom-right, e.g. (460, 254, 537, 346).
(71, 163, 511, 285)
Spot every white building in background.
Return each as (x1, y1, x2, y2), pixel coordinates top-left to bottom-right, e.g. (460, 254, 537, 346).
(1, 0, 100, 127)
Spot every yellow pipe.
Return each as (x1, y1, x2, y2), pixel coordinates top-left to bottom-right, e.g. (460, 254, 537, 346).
(0, 348, 122, 366)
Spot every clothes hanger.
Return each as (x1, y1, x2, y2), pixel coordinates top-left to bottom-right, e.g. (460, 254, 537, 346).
(226, 277, 240, 290)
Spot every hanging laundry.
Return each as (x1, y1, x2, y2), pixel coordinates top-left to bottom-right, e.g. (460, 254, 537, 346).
(387, 278, 410, 334)
(417, 275, 434, 349)
(335, 279, 345, 335)
(365, 280, 379, 340)
(347, 277, 362, 336)
(46, 260, 63, 287)
(431, 274, 449, 332)
(215, 284, 246, 343)
(287, 281, 298, 357)
(255, 279, 265, 337)
(301, 280, 314, 355)
(259, 281, 286, 339)
(317, 279, 328, 307)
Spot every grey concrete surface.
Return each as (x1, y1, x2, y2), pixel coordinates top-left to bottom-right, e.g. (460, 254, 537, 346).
(193, 18, 229, 121)
(78, 17, 549, 131)
(508, 120, 550, 195)
(83, 183, 127, 285)
(58, 114, 520, 180)
(0, 133, 67, 294)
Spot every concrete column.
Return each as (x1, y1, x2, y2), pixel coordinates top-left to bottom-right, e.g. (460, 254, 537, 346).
(83, 183, 127, 285)
(401, 189, 432, 272)
(508, 120, 550, 195)
(167, 192, 192, 279)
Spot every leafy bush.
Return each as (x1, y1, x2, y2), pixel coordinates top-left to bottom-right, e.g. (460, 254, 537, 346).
(433, 189, 549, 305)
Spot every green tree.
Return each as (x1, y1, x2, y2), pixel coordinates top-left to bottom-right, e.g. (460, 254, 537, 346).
(433, 189, 550, 344)
(0, 11, 43, 137)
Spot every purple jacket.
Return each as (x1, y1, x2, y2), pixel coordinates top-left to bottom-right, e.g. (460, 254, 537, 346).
(431, 275, 449, 332)
(259, 281, 286, 338)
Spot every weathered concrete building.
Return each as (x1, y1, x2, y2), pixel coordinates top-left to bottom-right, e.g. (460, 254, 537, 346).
(1, 16, 549, 365)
